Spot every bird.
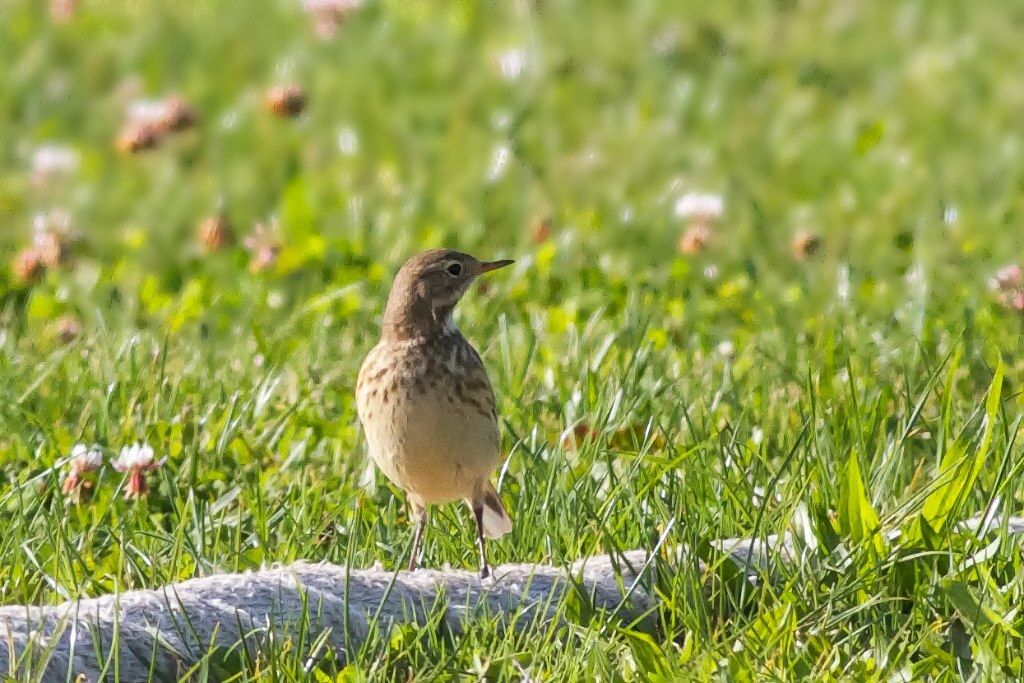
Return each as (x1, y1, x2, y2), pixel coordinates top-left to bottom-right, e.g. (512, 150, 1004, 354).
(356, 249, 515, 578)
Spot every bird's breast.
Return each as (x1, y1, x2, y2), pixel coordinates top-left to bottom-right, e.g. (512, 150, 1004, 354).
(356, 335, 500, 504)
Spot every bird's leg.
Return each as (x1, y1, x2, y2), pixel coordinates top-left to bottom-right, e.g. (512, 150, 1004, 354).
(408, 506, 428, 572)
(472, 504, 490, 579)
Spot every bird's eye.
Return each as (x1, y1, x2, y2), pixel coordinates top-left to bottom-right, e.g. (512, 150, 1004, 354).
(446, 263, 463, 276)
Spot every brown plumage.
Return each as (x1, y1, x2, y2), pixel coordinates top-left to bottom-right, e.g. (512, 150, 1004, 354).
(356, 249, 514, 578)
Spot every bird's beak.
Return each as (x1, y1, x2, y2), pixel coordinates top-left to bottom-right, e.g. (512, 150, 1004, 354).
(477, 259, 514, 274)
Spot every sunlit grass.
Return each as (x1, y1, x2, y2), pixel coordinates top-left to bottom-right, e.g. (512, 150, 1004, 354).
(2, 0, 1024, 679)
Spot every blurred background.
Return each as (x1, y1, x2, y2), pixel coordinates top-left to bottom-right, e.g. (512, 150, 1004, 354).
(3, 0, 1023, 340)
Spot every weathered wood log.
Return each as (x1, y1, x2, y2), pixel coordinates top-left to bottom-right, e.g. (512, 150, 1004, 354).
(2, 515, 1021, 682)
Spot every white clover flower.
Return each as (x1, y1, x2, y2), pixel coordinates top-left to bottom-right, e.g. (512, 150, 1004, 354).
(32, 209, 72, 244)
(337, 126, 359, 156)
(113, 442, 166, 500)
(990, 264, 1024, 313)
(302, 0, 360, 12)
(498, 48, 529, 81)
(126, 99, 169, 126)
(31, 144, 78, 183)
(989, 264, 1022, 291)
(69, 444, 103, 471)
(302, 0, 361, 39)
(62, 444, 103, 499)
(674, 192, 724, 221)
(837, 262, 851, 304)
(113, 442, 161, 471)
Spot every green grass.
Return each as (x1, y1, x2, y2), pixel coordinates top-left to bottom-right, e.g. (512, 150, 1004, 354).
(3, 0, 1024, 679)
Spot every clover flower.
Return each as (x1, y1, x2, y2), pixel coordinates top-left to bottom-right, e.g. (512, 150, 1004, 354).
(112, 443, 166, 499)
(61, 444, 103, 502)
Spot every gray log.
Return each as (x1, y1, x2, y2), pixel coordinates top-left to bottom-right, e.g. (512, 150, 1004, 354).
(2, 515, 1021, 682)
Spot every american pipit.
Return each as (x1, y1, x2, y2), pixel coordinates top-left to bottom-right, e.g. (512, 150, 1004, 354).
(356, 249, 514, 578)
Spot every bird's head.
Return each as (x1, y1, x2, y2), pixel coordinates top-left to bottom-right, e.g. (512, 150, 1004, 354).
(382, 249, 514, 341)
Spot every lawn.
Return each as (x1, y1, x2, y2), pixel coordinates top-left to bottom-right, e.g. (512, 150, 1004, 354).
(2, 0, 1024, 679)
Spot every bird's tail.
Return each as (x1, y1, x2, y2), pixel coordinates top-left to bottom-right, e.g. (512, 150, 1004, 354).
(474, 482, 512, 539)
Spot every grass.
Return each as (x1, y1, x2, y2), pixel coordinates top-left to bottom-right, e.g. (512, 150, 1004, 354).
(2, 0, 1024, 679)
